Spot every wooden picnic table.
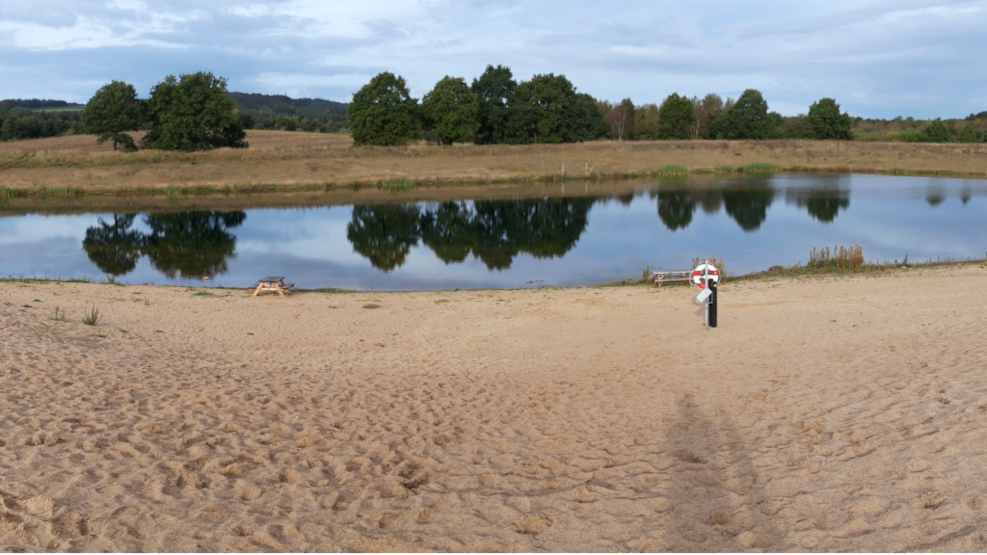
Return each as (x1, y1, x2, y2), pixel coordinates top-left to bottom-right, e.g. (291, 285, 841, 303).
(650, 270, 692, 287)
(252, 276, 294, 297)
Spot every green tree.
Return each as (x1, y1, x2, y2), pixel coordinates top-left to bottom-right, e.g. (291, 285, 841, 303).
(422, 76, 480, 145)
(808, 98, 853, 140)
(471, 65, 516, 144)
(655, 93, 696, 140)
(632, 104, 660, 139)
(504, 74, 604, 143)
(347, 72, 421, 146)
(957, 122, 982, 143)
(692, 94, 725, 140)
(571, 93, 609, 141)
(143, 72, 247, 151)
(922, 119, 953, 143)
(781, 115, 814, 139)
(709, 89, 772, 140)
(81, 81, 144, 152)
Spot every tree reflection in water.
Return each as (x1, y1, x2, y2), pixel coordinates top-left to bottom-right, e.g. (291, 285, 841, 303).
(82, 211, 246, 279)
(347, 205, 423, 272)
(653, 190, 696, 231)
(721, 182, 776, 232)
(784, 177, 851, 223)
(350, 197, 594, 272)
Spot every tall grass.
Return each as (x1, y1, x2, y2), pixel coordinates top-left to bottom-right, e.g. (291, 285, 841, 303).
(0, 185, 12, 198)
(808, 244, 864, 269)
(653, 165, 690, 177)
(742, 163, 782, 174)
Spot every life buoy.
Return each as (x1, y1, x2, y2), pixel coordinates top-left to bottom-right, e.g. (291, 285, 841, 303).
(692, 263, 720, 289)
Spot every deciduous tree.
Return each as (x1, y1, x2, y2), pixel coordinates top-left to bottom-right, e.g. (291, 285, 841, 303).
(808, 98, 853, 140)
(347, 72, 421, 146)
(422, 76, 480, 145)
(471, 65, 516, 144)
(81, 81, 144, 152)
(143, 72, 247, 151)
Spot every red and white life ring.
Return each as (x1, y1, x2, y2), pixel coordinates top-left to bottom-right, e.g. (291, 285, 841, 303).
(692, 263, 720, 289)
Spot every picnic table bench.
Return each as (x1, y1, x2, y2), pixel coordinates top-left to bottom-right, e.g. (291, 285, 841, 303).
(250, 276, 294, 297)
(650, 270, 692, 287)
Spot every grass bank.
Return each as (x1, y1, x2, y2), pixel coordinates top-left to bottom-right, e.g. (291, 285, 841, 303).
(1, 131, 985, 198)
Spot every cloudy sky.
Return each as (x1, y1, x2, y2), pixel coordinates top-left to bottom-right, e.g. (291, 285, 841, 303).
(1, 0, 984, 118)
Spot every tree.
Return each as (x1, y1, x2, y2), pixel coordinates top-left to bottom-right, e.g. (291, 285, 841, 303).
(471, 65, 516, 144)
(143, 72, 247, 151)
(808, 98, 852, 140)
(602, 98, 634, 141)
(422, 76, 480, 145)
(81, 81, 144, 152)
(570, 93, 609, 141)
(504, 74, 604, 143)
(709, 89, 771, 140)
(957, 122, 982, 143)
(922, 119, 953, 143)
(632, 104, 660, 139)
(655, 93, 696, 140)
(692, 94, 725, 140)
(781, 115, 814, 139)
(347, 72, 421, 146)
(722, 183, 775, 231)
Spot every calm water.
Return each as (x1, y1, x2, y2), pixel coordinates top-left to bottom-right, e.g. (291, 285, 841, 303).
(1, 174, 985, 290)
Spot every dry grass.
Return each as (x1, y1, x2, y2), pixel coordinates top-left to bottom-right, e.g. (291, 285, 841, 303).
(0, 131, 986, 196)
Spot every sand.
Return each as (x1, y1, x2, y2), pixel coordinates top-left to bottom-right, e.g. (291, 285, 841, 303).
(1, 265, 986, 551)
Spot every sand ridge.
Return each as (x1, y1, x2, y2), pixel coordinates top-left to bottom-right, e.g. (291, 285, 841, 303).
(1, 265, 986, 551)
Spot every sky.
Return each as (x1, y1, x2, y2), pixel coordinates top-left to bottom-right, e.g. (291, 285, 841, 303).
(1, 0, 985, 119)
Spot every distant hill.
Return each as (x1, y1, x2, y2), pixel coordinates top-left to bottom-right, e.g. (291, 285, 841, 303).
(226, 92, 347, 122)
(0, 99, 84, 111)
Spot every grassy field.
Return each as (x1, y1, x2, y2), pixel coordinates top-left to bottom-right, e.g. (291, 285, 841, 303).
(0, 131, 986, 197)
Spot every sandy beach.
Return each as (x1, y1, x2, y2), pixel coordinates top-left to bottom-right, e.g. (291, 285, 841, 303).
(1, 265, 986, 551)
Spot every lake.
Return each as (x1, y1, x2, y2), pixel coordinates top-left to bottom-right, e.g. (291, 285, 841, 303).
(1, 173, 984, 290)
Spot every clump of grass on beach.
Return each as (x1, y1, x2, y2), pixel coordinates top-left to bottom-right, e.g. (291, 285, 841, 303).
(82, 305, 102, 326)
(362, 303, 381, 309)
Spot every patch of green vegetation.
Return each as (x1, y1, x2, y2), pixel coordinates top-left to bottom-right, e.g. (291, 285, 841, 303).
(742, 163, 782, 174)
(362, 303, 381, 309)
(36, 186, 84, 198)
(601, 278, 647, 287)
(82, 305, 102, 326)
(316, 288, 356, 294)
(51, 307, 66, 321)
(714, 166, 736, 174)
(118, 328, 128, 334)
(890, 168, 914, 175)
(192, 291, 217, 297)
(32, 299, 41, 302)
(0, 185, 12, 198)
(653, 165, 690, 177)
(164, 184, 183, 196)
(434, 299, 449, 304)
(155, 329, 164, 333)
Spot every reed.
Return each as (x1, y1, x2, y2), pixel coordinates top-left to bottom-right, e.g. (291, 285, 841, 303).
(742, 163, 782, 174)
(653, 165, 690, 177)
(808, 244, 865, 269)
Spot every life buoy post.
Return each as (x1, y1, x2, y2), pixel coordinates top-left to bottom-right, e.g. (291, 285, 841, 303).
(693, 260, 720, 328)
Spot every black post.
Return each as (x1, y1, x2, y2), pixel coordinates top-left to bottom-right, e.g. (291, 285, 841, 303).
(709, 280, 718, 328)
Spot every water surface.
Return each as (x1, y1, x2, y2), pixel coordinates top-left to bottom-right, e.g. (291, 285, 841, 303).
(1, 173, 984, 290)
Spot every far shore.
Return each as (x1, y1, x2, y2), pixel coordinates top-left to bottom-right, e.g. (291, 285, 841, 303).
(1, 131, 985, 199)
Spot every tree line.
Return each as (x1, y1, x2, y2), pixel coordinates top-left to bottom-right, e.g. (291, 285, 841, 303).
(346, 67, 862, 146)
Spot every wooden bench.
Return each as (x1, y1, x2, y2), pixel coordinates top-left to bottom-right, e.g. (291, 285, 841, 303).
(650, 270, 692, 287)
